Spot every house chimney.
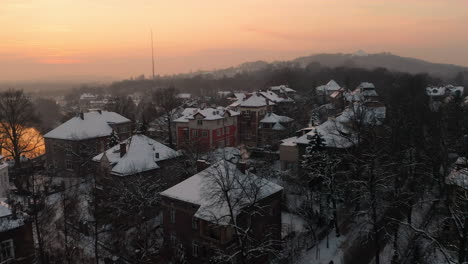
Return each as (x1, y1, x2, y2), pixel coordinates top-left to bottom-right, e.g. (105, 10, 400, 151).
(97, 109, 102, 114)
(79, 112, 84, 120)
(119, 143, 126, 157)
(196, 159, 211, 172)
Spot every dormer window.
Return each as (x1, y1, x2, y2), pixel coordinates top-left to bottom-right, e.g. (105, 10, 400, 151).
(155, 153, 159, 159)
(197, 120, 203, 126)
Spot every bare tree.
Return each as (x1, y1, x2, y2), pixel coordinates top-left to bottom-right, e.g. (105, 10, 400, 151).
(202, 160, 282, 264)
(152, 87, 182, 148)
(301, 132, 344, 237)
(0, 89, 42, 167)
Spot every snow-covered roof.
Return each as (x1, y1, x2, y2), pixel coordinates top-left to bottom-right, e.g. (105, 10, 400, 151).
(316, 80, 341, 92)
(295, 119, 355, 149)
(160, 161, 283, 225)
(335, 104, 386, 126)
(280, 136, 298, 147)
(426, 85, 464, 97)
(174, 107, 239, 123)
(344, 83, 378, 102)
(234, 93, 247, 101)
(176, 93, 192, 99)
(44, 111, 130, 140)
(0, 199, 26, 232)
(260, 91, 294, 103)
(80, 93, 97, 100)
(238, 93, 275, 107)
(260, 113, 293, 123)
(270, 85, 296, 93)
(92, 134, 180, 176)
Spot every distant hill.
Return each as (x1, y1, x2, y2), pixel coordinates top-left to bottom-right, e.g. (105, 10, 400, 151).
(181, 52, 468, 80)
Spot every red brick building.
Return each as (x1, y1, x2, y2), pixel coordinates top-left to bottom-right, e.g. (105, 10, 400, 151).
(160, 161, 283, 264)
(173, 107, 239, 152)
(44, 110, 132, 177)
(230, 93, 274, 147)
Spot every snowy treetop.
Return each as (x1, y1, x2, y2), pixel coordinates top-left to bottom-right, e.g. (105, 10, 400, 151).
(160, 161, 283, 225)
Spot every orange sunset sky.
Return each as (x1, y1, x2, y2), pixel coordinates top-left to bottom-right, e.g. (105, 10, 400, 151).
(1, 0, 467, 81)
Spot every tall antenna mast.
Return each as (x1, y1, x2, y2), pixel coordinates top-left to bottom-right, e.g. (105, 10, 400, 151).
(151, 29, 155, 81)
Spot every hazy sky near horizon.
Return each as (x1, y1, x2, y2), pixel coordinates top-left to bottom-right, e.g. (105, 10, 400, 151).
(1, 0, 467, 81)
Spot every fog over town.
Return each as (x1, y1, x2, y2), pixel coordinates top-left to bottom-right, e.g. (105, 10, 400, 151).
(1, 1, 468, 264)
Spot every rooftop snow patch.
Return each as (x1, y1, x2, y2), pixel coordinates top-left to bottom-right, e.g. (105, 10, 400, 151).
(160, 161, 283, 225)
(295, 119, 355, 149)
(44, 111, 130, 140)
(316, 80, 341, 92)
(270, 85, 296, 93)
(238, 93, 275, 108)
(92, 134, 180, 176)
(0, 199, 26, 232)
(174, 107, 239, 123)
(426, 85, 464, 97)
(260, 91, 294, 103)
(260, 113, 293, 124)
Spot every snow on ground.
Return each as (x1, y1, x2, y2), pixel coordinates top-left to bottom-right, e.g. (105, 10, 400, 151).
(282, 212, 307, 239)
(297, 230, 346, 264)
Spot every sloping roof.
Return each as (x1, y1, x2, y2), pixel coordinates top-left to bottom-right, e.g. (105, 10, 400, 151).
(0, 199, 25, 232)
(160, 161, 283, 225)
(270, 85, 296, 93)
(335, 104, 386, 125)
(174, 107, 239, 123)
(280, 136, 298, 147)
(272, 122, 287, 130)
(295, 119, 355, 148)
(92, 134, 180, 176)
(316, 80, 341, 92)
(44, 111, 130, 140)
(260, 113, 293, 123)
(239, 93, 274, 107)
(260, 91, 294, 103)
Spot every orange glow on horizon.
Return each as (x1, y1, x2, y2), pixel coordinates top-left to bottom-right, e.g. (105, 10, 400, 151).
(1, 0, 467, 81)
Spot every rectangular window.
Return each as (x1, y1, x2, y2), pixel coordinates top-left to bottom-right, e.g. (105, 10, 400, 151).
(170, 233, 177, 246)
(192, 130, 198, 138)
(65, 160, 73, 170)
(197, 120, 203, 126)
(170, 208, 176, 224)
(202, 131, 208, 138)
(216, 129, 221, 136)
(192, 217, 199, 230)
(0, 239, 15, 262)
(192, 241, 199, 257)
(155, 153, 160, 159)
